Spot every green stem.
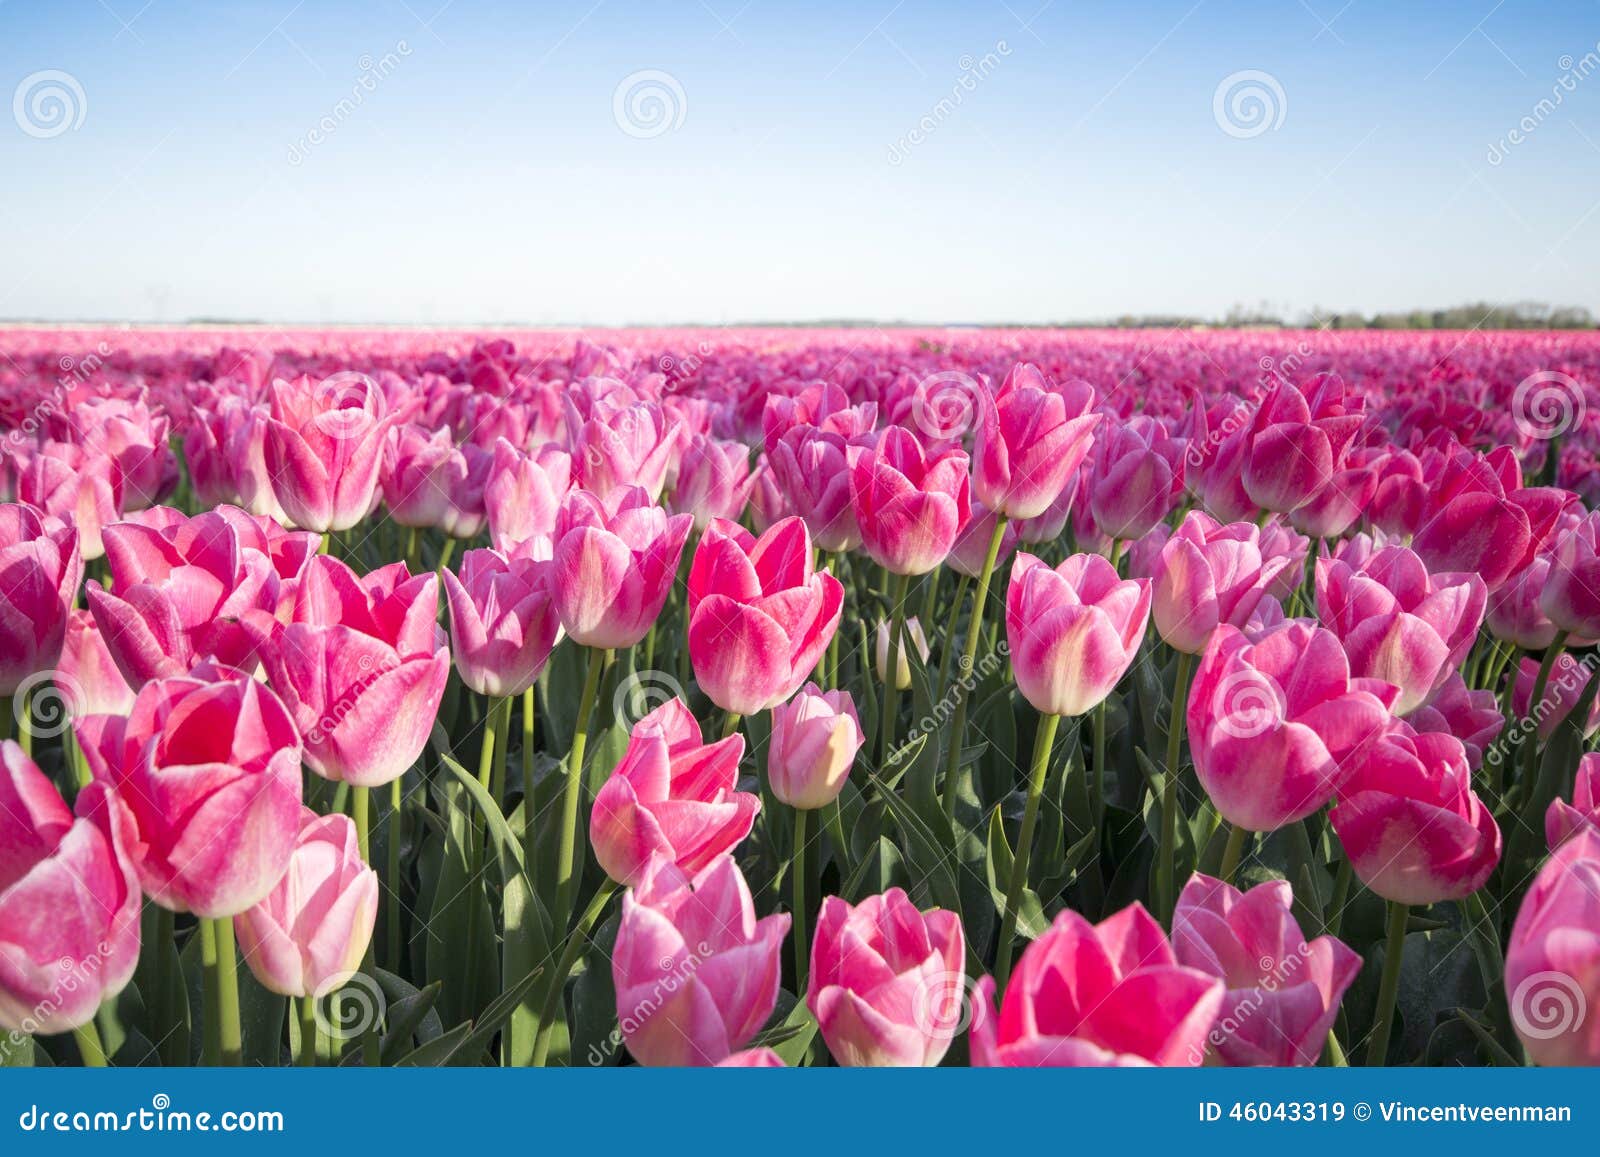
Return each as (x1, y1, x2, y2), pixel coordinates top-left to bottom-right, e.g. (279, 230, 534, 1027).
(720, 709, 742, 742)
(17, 686, 31, 759)
(1159, 651, 1196, 921)
(522, 685, 537, 797)
(404, 526, 418, 572)
(436, 537, 457, 573)
(298, 995, 318, 1067)
(153, 907, 174, 1064)
(482, 696, 513, 809)
(880, 570, 912, 765)
(200, 918, 220, 1065)
(918, 566, 942, 633)
(210, 918, 242, 1066)
(936, 572, 972, 701)
(1324, 1029, 1348, 1067)
(1091, 699, 1108, 828)
(942, 518, 1008, 820)
(792, 807, 810, 993)
(386, 778, 403, 971)
(1218, 822, 1249, 883)
(72, 1021, 108, 1068)
(1367, 901, 1409, 1066)
(531, 879, 620, 1066)
(554, 647, 605, 931)
(996, 712, 1062, 992)
(1325, 855, 1353, 938)
(352, 785, 371, 862)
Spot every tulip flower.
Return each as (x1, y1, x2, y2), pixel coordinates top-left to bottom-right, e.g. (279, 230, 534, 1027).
(1173, 874, 1360, 1066)
(255, 559, 449, 789)
(1149, 511, 1291, 655)
(1189, 621, 1397, 834)
(716, 1048, 785, 1067)
(590, 698, 760, 887)
(1006, 552, 1150, 719)
(1241, 377, 1365, 515)
(0, 747, 140, 1049)
(807, 889, 965, 1067)
(1541, 510, 1600, 639)
(1546, 753, 1600, 850)
(262, 372, 392, 533)
(1412, 449, 1571, 590)
(1288, 458, 1378, 539)
(1505, 830, 1600, 1066)
(17, 442, 121, 561)
(0, 503, 82, 697)
(484, 438, 571, 553)
(762, 381, 875, 455)
(1406, 672, 1504, 771)
(566, 395, 680, 501)
(1513, 653, 1600, 742)
(1314, 545, 1486, 715)
(612, 854, 788, 1066)
(550, 486, 692, 650)
(670, 433, 755, 530)
(1330, 726, 1500, 905)
(87, 508, 281, 688)
(850, 426, 970, 576)
(234, 809, 379, 999)
(381, 423, 493, 539)
(1488, 554, 1573, 650)
(76, 667, 303, 918)
(973, 363, 1100, 520)
(686, 517, 844, 715)
(1087, 415, 1183, 540)
(768, 426, 862, 553)
(768, 683, 863, 810)
(56, 609, 136, 718)
(972, 904, 1224, 1066)
(443, 547, 562, 698)
(948, 501, 1018, 579)
(874, 616, 930, 690)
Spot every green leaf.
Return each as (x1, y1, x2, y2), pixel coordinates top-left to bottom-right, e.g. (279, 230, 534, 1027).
(391, 1022, 474, 1067)
(749, 991, 818, 1066)
(378, 975, 444, 1064)
(985, 808, 1048, 939)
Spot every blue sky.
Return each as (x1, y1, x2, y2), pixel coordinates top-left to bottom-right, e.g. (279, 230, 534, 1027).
(2, 0, 1599, 324)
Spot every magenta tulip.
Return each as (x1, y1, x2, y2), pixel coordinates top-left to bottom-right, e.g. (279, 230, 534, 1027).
(1541, 510, 1600, 639)
(1006, 552, 1150, 718)
(1407, 671, 1504, 771)
(262, 373, 392, 533)
(1241, 378, 1365, 515)
(1087, 416, 1183, 540)
(443, 547, 561, 698)
(1149, 511, 1291, 655)
(1330, 726, 1500, 904)
(1188, 621, 1397, 832)
(77, 667, 303, 917)
(0, 746, 140, 1036)
(850, 426, 970, 575)
(1173, 874, 1360, 1066)
(973, 363, 1100, 519)
(612, 854, 788, 1066)
(550, 486, 692, 649)
(768, 426, 862, 553)
(17, 442, 121, 562)
(971, 904, 1224, 1067)
(382, 423, 492, 539)
(589, 698, 759, 887)
(948, 501, 1018, 579)
(484, 437, 571, 553)
(1504, 829, 1600, 1066)
(1546, 753, 1600, 851)
(57, 609, 136, 718)
(566, 395, 680, 501)
(686, 517, 843, 714)
(0, 502, 81, 697)
(1513, 653, 1600, 742)
(670, 433, 755, 530)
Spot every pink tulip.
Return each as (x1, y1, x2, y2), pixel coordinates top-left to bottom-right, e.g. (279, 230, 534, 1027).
(1006, 552, 1150, 718)
(234, 809, 379, 998)
(1149, 511, 1291, 655)
(686, 517, 843, 714)
(1257, 518, 1311, 603)
(612, 854, 788, 1066)
(1407, 671, 1504, 771)
(1488, 554, 1572, 650)
(1314, 545, 1486, 715)
(971, 904, 1224, 1066)
(589, 698, 760, 886)
(670, 434, 755, 530)
(566, 395, 680, 501)
(1504, 829, 1600, 1065)
(57, 609, 136, 718)
(768, 683, 864, 809)
(255, 558, 449, 788)
(1329, 726, 1500, 904)
(17, 442, 121, 561)
(873, 616, 930, 689)
(550, 486, 692, 649)
(77, 667, 303, 917)
(768, 426, 862, 553)
(1513, 653, 1600, 742)
(715, 1047, 785, 1067)
(1366, 448, 1427, 537)
(1412, 450, 1570, 591)
(1541, 510, 1600, 639)
(0, 503, 81, 697)
(1188, 621, 1397, 832)
(850, 426, 970, 575)
(443, 548, 561, 698)
(73, 396, 176, 512)
(807, 889, 965, 1067)
(762, 381, 875, 455)
(381, 423, 492, 539)
(1241, 377, 1365, 515)
(87, 507, 280, 688)
(1546, 753, 1600, 850)
(973, 363, 1100, 520)
(1173, 874, 1360, 1066)
(1010, 470, 1077, 544)
(746, 456, 796, 533)
(484, 438, 571, 553)
(0, 746, 140, 1036)
(262, 373, 392, 532)
(1087, 416, 1183, 540)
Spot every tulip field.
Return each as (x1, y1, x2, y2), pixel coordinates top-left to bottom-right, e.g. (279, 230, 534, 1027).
(5, 323, 1600, 1071)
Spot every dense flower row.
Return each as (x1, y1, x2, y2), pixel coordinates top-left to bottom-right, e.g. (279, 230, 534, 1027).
(1, 326, 1598, 1069)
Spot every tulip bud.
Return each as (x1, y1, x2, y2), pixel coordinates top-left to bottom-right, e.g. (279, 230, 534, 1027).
(768, 684, 864, 809)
